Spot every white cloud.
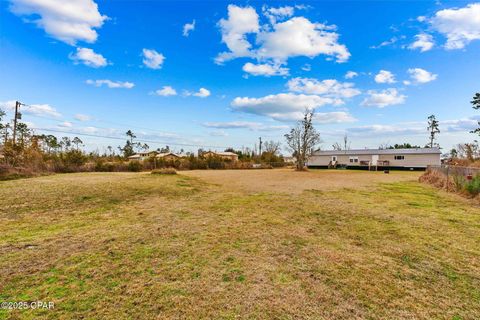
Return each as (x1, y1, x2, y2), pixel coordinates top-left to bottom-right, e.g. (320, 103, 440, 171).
(86, 79, 134, 89)
(348, 123, 425, 136)
(256, 17, 350, 63)
(185, 88, 211, 98)
(9, 0, 108, 45)
(242, 62, 289, 76)
(216, 5, 260, 63)
(314, 112, 357, 124)
(231, 93, 343, 121)
(370, 36, 399, 49)
(154, 86, 177, 96)
(59, 121, 73, 128)
(202, 121, 289, 131)
(407, 68, 438, 84)
(216, 5, 350, 66)
(183, 20, 195, 37)
(193, 88, 211, 98)
(142, 48, 165, 69)
(0, 100, 61, 118)
(430, 3, 480, 49)
(69, 47, 108, 67)
(347, 116, 480, 137)
(408, 33, 435, 52)
(345, 71, 358, 79)
(262, 5, 294, 24)
(287, 78, 361, 98)
(361, 89, 406, 108)
(301, 63, 311, 71)
(374, 70, 396, 84)
(209, 130, 229, 137)
(74, 113, 92, 121)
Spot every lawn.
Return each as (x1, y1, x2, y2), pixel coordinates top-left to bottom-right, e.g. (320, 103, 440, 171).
(0, 170, 479, 319)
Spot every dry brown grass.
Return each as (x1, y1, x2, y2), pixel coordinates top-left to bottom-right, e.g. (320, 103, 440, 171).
(1, 170, 479, 319)
(183, 168, 421, 194)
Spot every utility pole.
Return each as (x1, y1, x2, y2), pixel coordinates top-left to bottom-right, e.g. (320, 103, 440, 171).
(12, 101, 21, 146)
(259, 137, 262, 155)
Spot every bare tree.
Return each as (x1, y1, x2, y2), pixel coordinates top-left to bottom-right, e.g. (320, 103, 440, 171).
(332, 142, 342, 150)
(263, 140, 281, 154)
(284, 109, 321, 171)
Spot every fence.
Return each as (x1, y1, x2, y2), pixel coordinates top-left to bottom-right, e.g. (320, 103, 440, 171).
(427, 165, 480, 179)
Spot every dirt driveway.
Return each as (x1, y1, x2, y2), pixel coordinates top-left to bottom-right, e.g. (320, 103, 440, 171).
(182, 168, 421, 194)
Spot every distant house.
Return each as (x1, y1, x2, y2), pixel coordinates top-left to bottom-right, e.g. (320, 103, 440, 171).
(307, 148, 441, 170)
(203, 151, 238, 162)
(283, 156, 296, 164)
(127, 151, 158, 161)
(156, 152, 182, 161)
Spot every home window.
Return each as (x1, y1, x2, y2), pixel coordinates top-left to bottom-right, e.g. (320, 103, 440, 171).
(394, 155, 405, 160)
(349, 157, 359, 163)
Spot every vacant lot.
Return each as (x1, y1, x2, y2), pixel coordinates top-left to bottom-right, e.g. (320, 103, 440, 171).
(0, 170, 479, 319)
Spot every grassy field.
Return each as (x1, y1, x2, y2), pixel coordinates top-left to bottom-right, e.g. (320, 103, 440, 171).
(0, 170, 479, 319)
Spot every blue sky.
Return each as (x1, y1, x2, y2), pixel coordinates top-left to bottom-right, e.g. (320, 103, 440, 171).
(1, 0, 479, 153)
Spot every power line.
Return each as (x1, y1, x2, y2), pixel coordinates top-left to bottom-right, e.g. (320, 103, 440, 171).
(32, 127, 236, 150)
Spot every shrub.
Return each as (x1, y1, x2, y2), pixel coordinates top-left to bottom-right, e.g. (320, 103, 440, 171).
(151, 168, 177, 175)
(127, 161, 143, 172)
(464, 175, 480, 196)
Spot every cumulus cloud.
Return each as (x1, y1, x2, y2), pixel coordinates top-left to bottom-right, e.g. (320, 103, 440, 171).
(183, 20, 195, 37)
(9, 0, 108, 45)
(194, 88, 211, 98)
(69, 47, 108, 67)
(430, 3, 480, 49)
(154, 86, 177, 96)
(142, 48, 165, 69)
(216, 5, 260, 63)
(86, 79, 134, 89)
(374, 70, 396, 84)
(256, 17, 350, 63)
(0, 100, 61, 118)
(216, 5, 350, 69)
(242, 62, 289, 76)
(231, 93, 343, 121)
(287, 78, 361, 98)
(202, 121, 289, 131)
(262, 5, 295, 24)
(185, 88, 211, 98)
(74, 113, 92, 121)
(407, 68, 438, 84)
(345, 71, 358, 79)
(409, 33, 435, 52)
(361, 88, 406, 108)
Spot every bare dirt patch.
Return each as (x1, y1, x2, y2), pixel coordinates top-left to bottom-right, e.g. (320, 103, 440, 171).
(182, 168, 422, 193)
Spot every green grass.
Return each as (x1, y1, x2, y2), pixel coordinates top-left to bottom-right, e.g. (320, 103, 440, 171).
(0, 172, 479, 319)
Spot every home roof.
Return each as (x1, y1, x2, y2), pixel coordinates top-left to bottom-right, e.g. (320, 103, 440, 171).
(205, 151, 237, 156)
(156, 152, 181, 158)
(312, 148, 441, 156)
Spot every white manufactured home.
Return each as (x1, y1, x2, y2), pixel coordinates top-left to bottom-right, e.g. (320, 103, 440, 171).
(307, 148, 441, 170)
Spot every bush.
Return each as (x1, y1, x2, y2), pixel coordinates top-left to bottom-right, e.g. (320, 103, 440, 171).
(464, 175, 480, 196)
(151, 168, 177, 175)
(127, 161, 143, 172)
